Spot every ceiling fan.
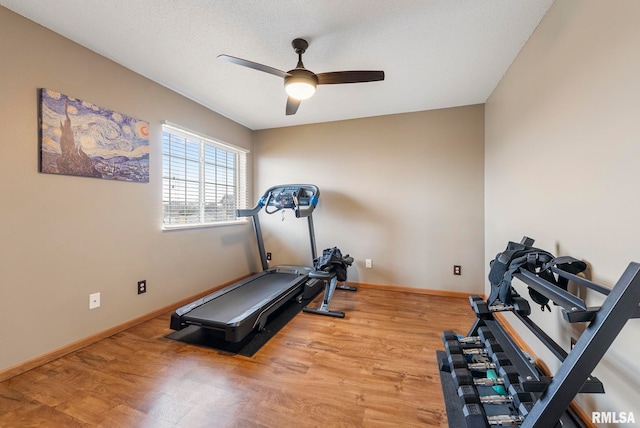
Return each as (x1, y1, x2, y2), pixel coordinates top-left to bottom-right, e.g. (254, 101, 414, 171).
(218, 38, 385, 116)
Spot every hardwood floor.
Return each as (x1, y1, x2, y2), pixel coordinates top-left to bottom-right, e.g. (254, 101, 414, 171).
(0, 287, 476, 427)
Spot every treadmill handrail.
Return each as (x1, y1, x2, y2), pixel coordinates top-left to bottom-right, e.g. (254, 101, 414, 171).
(236, 184, 320, 271)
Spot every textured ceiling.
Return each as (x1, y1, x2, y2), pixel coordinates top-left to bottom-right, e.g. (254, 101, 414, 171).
(1, 0, 553, 130)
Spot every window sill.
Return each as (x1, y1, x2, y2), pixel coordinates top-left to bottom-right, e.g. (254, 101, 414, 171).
(162, 219, 248, 231)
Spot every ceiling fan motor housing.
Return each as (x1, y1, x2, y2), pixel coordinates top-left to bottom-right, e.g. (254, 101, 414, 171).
(285, 68, 318, 85)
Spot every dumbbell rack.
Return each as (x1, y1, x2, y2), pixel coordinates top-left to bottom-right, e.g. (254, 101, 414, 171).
(438, 259, 640, 427)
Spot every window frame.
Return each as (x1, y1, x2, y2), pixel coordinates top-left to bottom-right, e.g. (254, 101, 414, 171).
(161, 122, 249, 230)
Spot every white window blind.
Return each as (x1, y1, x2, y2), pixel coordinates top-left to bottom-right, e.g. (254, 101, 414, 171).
(162, 123, 248, 228)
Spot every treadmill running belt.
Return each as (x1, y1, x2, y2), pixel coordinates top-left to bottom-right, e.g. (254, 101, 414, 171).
(184, 272, 302, 325)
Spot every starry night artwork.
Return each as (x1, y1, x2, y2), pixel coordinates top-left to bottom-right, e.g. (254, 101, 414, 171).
(39, 89, 149, 183)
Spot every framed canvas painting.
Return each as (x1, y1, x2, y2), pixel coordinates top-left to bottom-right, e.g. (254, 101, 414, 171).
(39, 89, 149, 183)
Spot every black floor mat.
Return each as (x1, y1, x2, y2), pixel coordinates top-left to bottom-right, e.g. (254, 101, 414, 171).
(165, 297, 308, 357)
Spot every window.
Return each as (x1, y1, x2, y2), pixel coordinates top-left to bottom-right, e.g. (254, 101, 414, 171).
(162, 123, 248, 228)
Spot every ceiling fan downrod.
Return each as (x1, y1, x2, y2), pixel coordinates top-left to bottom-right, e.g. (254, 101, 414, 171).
(291, 38, 308, 68)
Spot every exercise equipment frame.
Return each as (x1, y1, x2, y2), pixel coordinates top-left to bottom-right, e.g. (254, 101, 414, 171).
(170, 184, 323, 343)
(439, 236, 640, 427)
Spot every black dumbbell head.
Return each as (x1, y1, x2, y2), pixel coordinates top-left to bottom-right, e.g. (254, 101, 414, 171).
(445, 340, 463, 355)
(452, 368, 473, 387)
(458, 384, 481, 405)
(448, 353, 469, 369)
(498, 365, 520, 389)
(507, 384, 535, 407)
(462, 403, 489, 428)
(512, 296, 531, 316)
(484, 338, 503, 355)
(478, 327, 494, 342)
(442, 330, 458, 342)
(472, 300, 490, 316)
(491, 351, 511, 367)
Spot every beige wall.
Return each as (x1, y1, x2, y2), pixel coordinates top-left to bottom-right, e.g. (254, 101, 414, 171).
(254, 106, 485, 292)
(1, 5, 484, 375)
(486, 0, 640, 422)
(0, 8, 256, 372)
(6, 1, 635, 421)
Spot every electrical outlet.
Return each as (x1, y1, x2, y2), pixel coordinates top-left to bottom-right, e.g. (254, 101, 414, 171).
(365, 259, 372, 268)
(266, 252, 272, 261)
(138, 280, 147, 294)
(89, 292, 100, 309)
(453, 265, 461, 275)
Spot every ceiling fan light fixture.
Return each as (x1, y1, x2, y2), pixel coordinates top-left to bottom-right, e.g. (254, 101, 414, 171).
(284, 69, 318, 100)
(285, 81, 316, 100)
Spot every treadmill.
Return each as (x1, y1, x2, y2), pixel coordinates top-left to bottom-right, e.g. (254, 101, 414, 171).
(170, 184, 323, 342)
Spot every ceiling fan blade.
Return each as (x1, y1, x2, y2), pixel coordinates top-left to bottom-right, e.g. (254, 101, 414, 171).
(217, 54, 288, 78)
(286, 97, 301, 116)
(316, 70, 385, 85)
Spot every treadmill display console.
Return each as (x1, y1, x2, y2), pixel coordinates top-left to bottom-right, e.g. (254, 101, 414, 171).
(269, 186, 313, 208)
(264, 186, 317, 211)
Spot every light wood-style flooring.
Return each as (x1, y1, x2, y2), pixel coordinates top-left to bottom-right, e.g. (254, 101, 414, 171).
(0, 286, 476, 427)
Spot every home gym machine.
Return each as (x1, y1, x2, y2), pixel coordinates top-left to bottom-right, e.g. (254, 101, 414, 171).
(303, 247, 357, 318)
(438, 236, 640, 427)
(170, 184, 324, 342)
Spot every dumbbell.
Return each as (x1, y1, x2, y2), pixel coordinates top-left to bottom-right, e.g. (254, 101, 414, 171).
(447, 327, 504, 350)
(445, 340, 490, 356)
(448, 351, 511, 371)
(442, 330, 482, 345)
(443, 325, 496, 341)
(462, 403, 526, 428)
(445, 338, 504, 357)
(452, 365, 521, 391)
(471, 296, 531, 317)
(443, 329, 503, 355)
(442, 326, 495, 342)
(458, 384, 534, 409)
